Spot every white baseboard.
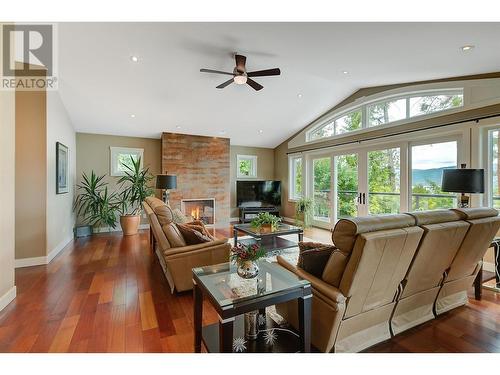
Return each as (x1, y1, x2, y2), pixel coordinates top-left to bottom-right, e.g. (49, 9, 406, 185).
(15, 234, 74, 268)
(15, 256, 47, 268)
(483, 261, 496, 273)
(47, 235, 74, 263)
(0, 286, 16, 312)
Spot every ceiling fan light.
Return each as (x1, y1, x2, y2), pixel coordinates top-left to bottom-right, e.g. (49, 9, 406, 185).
(233, 75, 247, 85)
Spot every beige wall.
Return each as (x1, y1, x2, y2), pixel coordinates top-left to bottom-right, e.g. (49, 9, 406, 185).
(46, 92, 76, 257)
(15, 89, 47, 260)
(76, 133, 161, 226)
(0, 88, 16, 310)
(230, 145, 275, 219)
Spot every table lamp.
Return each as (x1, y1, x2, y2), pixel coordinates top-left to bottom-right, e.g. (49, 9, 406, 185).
(156, 174, 177, 205)
(441, 164, 484, 208)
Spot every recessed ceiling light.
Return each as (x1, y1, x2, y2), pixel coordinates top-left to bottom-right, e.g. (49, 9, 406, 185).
(130, 55, 139, 62)
(130, 114, 136, 118)
(258, 130, 264, 134)
(297, 93, 303, 99)
(461, 45, 474, 52)
(342, 70, 349, 75)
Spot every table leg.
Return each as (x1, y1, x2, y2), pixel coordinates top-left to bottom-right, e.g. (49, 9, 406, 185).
(233, 228, 238, 247)
(494, 242, 500, 284)
(298, 290, 312, 353)
(299, 232, 303, 242)
(474, 264, 482, 301)
(219, 316, 234, 353)
(193, 282, 203, 353)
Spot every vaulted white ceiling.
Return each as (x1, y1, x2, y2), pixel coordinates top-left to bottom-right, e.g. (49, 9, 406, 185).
(58, 22, 500, 148)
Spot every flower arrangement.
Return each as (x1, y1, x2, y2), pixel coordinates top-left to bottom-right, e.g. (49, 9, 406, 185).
(230, 243, 266, 265)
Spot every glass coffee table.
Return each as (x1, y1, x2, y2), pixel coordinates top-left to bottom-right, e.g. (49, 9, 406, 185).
(192, 261, 312, 353)
(233, 223, 304, 255)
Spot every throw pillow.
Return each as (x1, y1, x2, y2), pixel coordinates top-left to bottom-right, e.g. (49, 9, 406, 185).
(172, 208, 190, 224)
(297, 242, 335, 278)
(299, 247, 335, 279)
(176, 223, 212, 245)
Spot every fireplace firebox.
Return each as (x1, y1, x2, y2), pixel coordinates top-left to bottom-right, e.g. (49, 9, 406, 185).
(180, 198, 215, 226)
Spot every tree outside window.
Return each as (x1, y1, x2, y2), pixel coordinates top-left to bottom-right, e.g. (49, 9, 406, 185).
(237, 155, 257, 178)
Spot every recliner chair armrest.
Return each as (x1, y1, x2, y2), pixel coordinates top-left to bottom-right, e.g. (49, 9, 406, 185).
(164, 238, 229, 258)
(277, 255, 346, 304)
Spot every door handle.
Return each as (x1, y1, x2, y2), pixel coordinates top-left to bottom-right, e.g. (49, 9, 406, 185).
(357, 193, 362, 204)
(362, 192, 366, 205)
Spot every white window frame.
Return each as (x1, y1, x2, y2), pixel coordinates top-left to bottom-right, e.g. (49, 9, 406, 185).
(110, 147, 144, 177)
(306, 88, 464, 142)
(483, 126, 500, 208)
(288, 154, 304, 201)
(236, 154, 258, 179)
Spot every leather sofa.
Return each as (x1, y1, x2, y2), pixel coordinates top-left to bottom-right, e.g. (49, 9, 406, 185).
(276, 207, 500, 353)
(143, 197, 231, 293)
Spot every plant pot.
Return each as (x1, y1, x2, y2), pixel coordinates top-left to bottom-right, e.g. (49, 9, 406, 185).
(120, 215, 140, 236)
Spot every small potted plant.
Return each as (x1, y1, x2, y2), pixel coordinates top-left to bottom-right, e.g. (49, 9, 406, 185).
(230, 243, 266, 279)
(117, 156, 154, 236)
(74, 171, 118, 235)
(295, 196, 313, 228)
(250, 212, 282, 232)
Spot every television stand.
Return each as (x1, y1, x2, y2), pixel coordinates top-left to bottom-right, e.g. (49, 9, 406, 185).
(239, 206, 280, 224)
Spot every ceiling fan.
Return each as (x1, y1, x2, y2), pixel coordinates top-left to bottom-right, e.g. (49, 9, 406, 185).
(200, 54, 280, 91)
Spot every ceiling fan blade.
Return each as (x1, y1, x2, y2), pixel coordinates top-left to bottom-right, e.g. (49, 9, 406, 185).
(235, 54, 246, 73)
(247, 68, 281, 77)
(216, 78, 234, 89)
(246, 78, 263, 91)
(200, 68, 235, 76)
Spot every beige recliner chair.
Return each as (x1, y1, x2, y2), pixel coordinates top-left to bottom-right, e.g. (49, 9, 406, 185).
(143, 197, 231, 293)
(435, 208, 500, 315)
(276, 214, 424, 353)
(390, 210, 470, 335)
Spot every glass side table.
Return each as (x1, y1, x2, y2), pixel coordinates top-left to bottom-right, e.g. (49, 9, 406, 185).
(192, 260, 312, 353)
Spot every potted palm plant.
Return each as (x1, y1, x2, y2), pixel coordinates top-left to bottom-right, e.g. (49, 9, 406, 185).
(74, 171, 118, 235)
(117, 156, 154, 236)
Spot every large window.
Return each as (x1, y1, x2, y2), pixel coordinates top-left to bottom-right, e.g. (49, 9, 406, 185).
(307, 89, 464, 142)
(237, 155, 257, 178)
(289, 155, 303, 200)
(313, 157, 331, 222)
(411, 141, 457, 210)
(368, 148, 401, 214)
(489, 130, 500, 209)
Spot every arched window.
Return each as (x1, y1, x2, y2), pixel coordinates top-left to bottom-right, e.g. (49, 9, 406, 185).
(306, 89, 463, 142)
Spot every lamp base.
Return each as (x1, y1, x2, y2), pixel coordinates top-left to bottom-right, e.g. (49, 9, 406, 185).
(459, 193, 469, 208)
(162, 189, 170, 206)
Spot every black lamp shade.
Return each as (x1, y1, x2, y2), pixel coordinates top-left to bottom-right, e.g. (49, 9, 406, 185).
(441, 169, 484, 193)
(156, 174, 177, 190)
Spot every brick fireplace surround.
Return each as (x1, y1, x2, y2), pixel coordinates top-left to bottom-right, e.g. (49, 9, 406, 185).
(161, 132, 230, 226)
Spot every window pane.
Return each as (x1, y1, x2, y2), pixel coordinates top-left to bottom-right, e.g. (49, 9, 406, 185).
(368, 99, 406, 127)
(411, 141, 457, 211)
(410, 94, 463, 117)
(117, 153, 138, 172)
(491, 131, 500, 209)
(336, 154, 358, 219)
(335, 110, 362, 134)
(238, 159, 252, 176)
(368, 148, 400, 214)
(313, 157, 331, 222)
(292, 157, 302, 199)
(310, 122, 334, 141)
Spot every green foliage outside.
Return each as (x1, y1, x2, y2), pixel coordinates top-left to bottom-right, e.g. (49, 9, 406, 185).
(239, 159, 252, 176)
(311, 97, 461, 219)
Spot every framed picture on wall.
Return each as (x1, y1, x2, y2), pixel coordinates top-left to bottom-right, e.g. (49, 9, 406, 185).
(110, 147, 144, 176)
(56, 142, 69, 194)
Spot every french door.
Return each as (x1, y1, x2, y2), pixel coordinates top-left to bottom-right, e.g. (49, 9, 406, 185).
(308, 143, 407, 227)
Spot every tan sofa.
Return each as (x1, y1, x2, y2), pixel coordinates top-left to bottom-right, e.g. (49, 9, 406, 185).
(143, 197, 231, 293)
(276, 208, 499, 353)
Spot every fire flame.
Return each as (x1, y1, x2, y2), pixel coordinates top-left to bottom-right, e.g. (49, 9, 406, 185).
(191, 207, 201, 220)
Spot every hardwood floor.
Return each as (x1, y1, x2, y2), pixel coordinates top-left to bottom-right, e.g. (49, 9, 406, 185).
(0, 227, 499, 353)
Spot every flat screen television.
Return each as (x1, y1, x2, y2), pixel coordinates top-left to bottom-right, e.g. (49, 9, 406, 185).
(236, 180, 282, 208)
